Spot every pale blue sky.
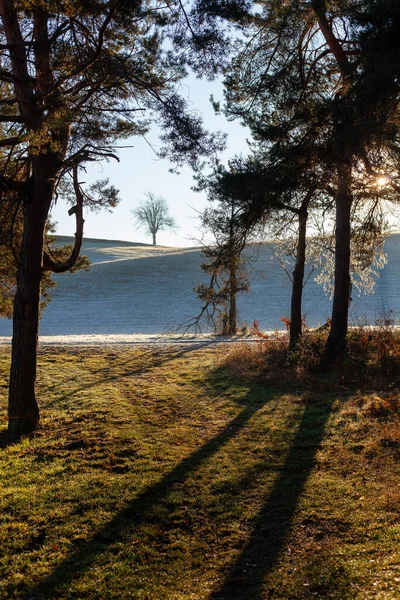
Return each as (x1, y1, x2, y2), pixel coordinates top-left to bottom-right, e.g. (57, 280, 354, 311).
(51, 76, 251, 247)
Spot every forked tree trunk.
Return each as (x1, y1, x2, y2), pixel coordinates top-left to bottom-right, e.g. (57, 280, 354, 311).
(8, 156, 57, 433)
(289, 209, 308, 350)
(324, 163, 352, 362)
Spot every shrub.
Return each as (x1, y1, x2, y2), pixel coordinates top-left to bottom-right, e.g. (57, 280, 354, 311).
(222, 321, 400, 389)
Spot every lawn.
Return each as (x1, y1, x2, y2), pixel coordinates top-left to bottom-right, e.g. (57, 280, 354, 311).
(0, 345, 399, 599)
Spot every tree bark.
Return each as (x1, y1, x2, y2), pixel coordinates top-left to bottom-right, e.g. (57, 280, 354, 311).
(228, 266, 237, 335)
(8, 155, 58, 433)
(152, 231, 156, 245)
(289, 209, 308, 350)
(324, 163, 352, 361)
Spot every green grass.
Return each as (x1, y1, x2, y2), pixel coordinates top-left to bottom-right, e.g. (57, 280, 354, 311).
(0, 345, 399, 599)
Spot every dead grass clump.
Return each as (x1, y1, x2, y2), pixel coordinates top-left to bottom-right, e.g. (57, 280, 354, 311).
(344, 326, 400, 385)
(362, 393, 400, 419)
(222, 329, 327, 383)
(223, 336, 290, 382)
(223, 324, 400, 389)
(348, 392, 400, 462)
(222, 344, 266, 378)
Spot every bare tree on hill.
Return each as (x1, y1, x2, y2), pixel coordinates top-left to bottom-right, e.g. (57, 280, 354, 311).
(132, 193, 177, 246)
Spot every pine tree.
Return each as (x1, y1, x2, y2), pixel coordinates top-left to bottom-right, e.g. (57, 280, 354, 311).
(194, 195, 250, 335)
(196, 0, 400, 359)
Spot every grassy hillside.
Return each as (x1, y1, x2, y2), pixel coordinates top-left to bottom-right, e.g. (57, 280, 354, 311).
(0, 343, 399, 598)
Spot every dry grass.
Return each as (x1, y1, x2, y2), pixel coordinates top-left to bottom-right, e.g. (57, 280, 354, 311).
(224, 324, 400, 388)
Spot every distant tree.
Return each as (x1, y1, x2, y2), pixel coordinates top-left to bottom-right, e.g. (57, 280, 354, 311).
(199, 156, 322, 348)
(132, 193, 177, 246)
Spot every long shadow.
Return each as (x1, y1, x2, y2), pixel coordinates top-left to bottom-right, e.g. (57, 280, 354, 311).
(211, 395, 334, 599)
(1, 345, 216, 446)
(27, 386, 274, 598)
(42, 343, 214, 408)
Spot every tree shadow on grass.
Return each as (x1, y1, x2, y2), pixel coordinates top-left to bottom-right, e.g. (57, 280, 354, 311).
(25, 368, 334, 600)
(42, 343, 219, 409)
(0, 345, 212, 447)
(211, 395, 335, 599)
(27, 382, 275, 599)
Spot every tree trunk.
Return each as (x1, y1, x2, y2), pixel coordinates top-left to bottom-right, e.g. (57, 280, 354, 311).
(152, 231, 156, 245)
(228, 267, 237, 335)
(289, 209, 308, 350)
(8, 156, 57, 433)
(324, 163, 352, 362)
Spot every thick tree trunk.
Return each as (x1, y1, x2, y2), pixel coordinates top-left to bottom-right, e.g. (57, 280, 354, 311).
(152, 231, 156, 245)
(8, 156, 57, 433)
(289, 209, 308, 350)
(324, 163, 352, 362)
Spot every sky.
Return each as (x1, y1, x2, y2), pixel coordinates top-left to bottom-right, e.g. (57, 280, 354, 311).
(51, 76, 251, 248)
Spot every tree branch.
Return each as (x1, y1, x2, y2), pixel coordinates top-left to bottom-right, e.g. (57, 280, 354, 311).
(0, 0, 40, 127)
(0, 173, 29, 193)
(0, 135, 25, 147)
(35, 4, 117, 102)
(42, 166, 84, 273)
(311, 1, 353, 77)
(0, 115, 26, 123)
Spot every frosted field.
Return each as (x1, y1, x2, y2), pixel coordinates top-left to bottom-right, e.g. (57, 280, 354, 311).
(0, 234, 400, 340)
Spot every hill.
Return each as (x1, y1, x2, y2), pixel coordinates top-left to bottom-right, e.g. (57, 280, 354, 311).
(0, 234, 399, 337)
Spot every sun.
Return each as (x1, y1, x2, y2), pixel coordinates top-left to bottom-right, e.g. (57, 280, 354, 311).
(376, 175, 390, 187)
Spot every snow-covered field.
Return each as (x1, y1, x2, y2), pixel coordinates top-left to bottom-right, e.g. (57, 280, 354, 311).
(0, 234, 399, 344)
